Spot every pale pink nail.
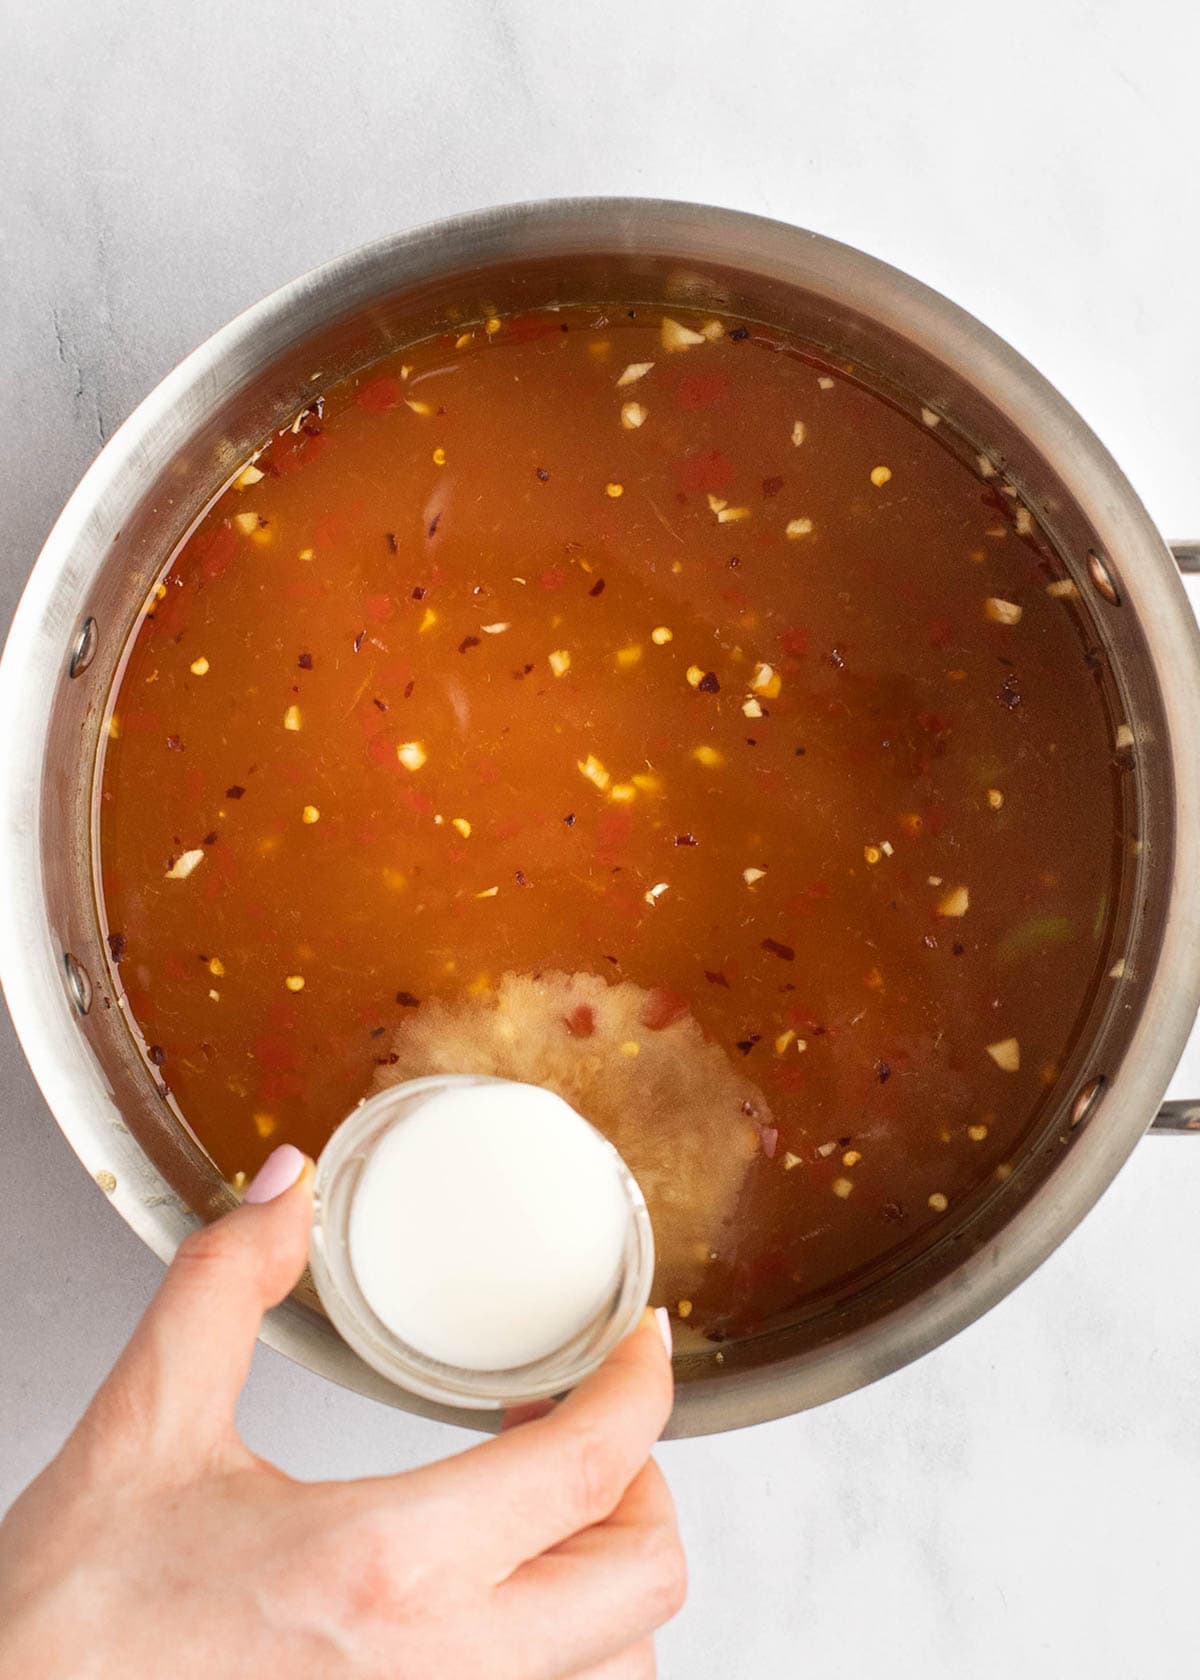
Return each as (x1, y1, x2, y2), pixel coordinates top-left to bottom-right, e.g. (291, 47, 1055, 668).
(245, 1144, 308, 1204)
(654, 1306, 673, 1359)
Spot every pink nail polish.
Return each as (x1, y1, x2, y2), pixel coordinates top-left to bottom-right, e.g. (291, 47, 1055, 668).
(244, 1144, 308, 1204)
(654, 1305, 673, 1359)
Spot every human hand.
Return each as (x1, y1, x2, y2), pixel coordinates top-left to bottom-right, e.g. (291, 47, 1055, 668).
(0, 1145, 683, 1679)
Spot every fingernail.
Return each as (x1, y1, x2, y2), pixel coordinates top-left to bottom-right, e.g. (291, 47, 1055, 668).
(645, 1305, 672, 1359)
(244, 1144, 309, 1204)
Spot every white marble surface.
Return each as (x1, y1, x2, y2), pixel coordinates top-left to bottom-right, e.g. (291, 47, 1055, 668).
(3, 1, 1200, 1672)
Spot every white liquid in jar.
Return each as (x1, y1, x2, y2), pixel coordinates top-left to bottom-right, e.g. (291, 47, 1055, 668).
(347, 1080, 632, 1371)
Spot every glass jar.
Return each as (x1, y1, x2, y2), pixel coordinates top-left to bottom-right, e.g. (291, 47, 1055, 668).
(309, 1074, 655, 1409)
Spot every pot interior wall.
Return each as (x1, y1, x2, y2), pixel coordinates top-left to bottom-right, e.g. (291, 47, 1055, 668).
(35, 230, 1174, 1416)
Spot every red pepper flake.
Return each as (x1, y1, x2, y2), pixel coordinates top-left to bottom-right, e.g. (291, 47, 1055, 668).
(698, 671, 720, 694)
(729, 326, 750, 342)
(148, 1044, 166, 1066)
(882, 1200, 906, 1224)
(829, 647, 846, 670)
(998, 672, 1022, 709)
(385, 531, 398, 554)
(403, 680, 415, 699)
(877, 1058, 892, 1083)
(166, 735, 184, 752)
(563, 1004, 595, 1038)
(761, 475, 784, 498)
(412, 586, 427, 601)
(536, 467, 550, 483)
(952, 941, 965, 956)
(705, 969, 730, 988)
(202, 831, 218, 846)
(427, 513, 442, 538)
(372, 697, 388, 713)
(762, 938, 795, 962)
(298, 652, 313, 670)
(641, 989, 689, 1031)
(563, 812, 576, 827)
(794, 746, 807, 757)
(375, 1052, 400, 1067)
(735, 1038, 759, 1056)
(226, 784, 245, 799)
(458, 635, 481, 654)
(107, 931, 128, 963)
(675, 833, 697, 847)
(728, 555, 741, 570)
(353, 630, 366, 653)
(369, 1026, 385, 1039)
(515, 869, 531, 888)
(589, 578, 606, 597)
(395, 991, 421, 1008)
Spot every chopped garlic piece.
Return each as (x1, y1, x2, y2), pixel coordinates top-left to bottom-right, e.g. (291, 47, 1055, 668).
(418, 607, 438, 634)
(1109, 958, 1127, 980)
(481, 622, 510, 634)
(817, 1140, 837, 1158)
(783, 1152, 802, 1170)
(1046, 578, 1079, 599)
(1015, 505, 1034, 536)
(817, 375, 835, 390)
(617, 361, 654, 387)
(692, 744, 723, 767)
(610, 783, 637, 803)
(650, 626, 673, 645)
(984, 597, 1023, 625)
(619, 1040, 640, 1057)
(977, 453, 997, 478)
(686, 666, 705, 688)
(397, 740, 427, 771)
(775, 1029, 795, 1054)
(234, 462, 264, 489)
(644, 881, 670, 906)
(869, 465, 892, 488)
(578, 753, 610, 790)
(785, 517, 813, 539)
(742, 696, 763, 718)
(832, 1177, 854, 1199)
(937, 885, 970, 918)
(1115, 723, 1134, 751)
(791, 420, 806, 447)
(986, 1037, 1021, 1072)
(920, 407, 940, 428)
(165, 849, 204, 880)
(450, 817, 472, 839)
(700, 320, 725, 341)
(616, 644, 643, 668)
(621, 401, 648, 430)
(743, 866, 766, 886)
(750, 662, 781, 698)
(706, 493, 727, 514)
(284, 975, 305, 993)
(283, 705, 302, 732)
(405, 398, 433, 416)
(928, 1192, 949, 1213)
(880, 840, 894, 857)
(475, 886, 500, 899)
(660, 316, 706, 351)
(189, 656, 210, 677)
(548, 648, 572, 678)
(630, 772, 661, 793)
(233, 511, 260, 535)
(717, 506, 750, 524)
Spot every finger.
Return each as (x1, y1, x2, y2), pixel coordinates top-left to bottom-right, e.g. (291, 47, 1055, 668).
(80, 1146, 314, 1462)
(360, 1307, 673, 1576)
(501, 1398, 557, 1431)
(568, 1640, 656, 1680)
(497, 1460, 684, 1676)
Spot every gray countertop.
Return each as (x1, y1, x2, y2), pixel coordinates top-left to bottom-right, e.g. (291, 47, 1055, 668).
(4, 2, 1200, 1673)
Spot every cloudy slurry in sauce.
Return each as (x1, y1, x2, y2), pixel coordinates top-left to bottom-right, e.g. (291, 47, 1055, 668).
(98, 305, 1125, 1348)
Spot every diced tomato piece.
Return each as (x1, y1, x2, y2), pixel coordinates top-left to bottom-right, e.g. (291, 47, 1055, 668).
(640, 988, 690, 1031)
(539, 566, 567, 591)
(355, 374, 403, 413)
(563, 1005, 595, 1038)
(273, 430, 330, 476)
(677, 449, 733, 494)
(366, 593, 393, 624)
(191, 522, 238, 584)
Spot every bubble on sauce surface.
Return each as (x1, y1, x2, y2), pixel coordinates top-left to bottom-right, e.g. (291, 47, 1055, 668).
(373, 970, 765, 1305)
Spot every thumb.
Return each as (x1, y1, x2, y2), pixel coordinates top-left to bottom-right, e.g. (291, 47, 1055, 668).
(81, 1145, 314, 1465)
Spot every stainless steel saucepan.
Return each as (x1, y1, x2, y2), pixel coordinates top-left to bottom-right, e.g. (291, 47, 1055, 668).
(2, 199, 1198, 1438)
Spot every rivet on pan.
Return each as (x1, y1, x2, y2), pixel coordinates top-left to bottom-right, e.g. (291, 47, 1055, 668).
(64, 952, 93, 1015)
(1086, 552, 1121, 606)
(1070, 1075, 1106, 1129)
(68, 616, 99, 677)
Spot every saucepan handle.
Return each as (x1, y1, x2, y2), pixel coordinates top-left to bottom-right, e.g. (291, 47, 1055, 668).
(1150, 543, 1200, 1133)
